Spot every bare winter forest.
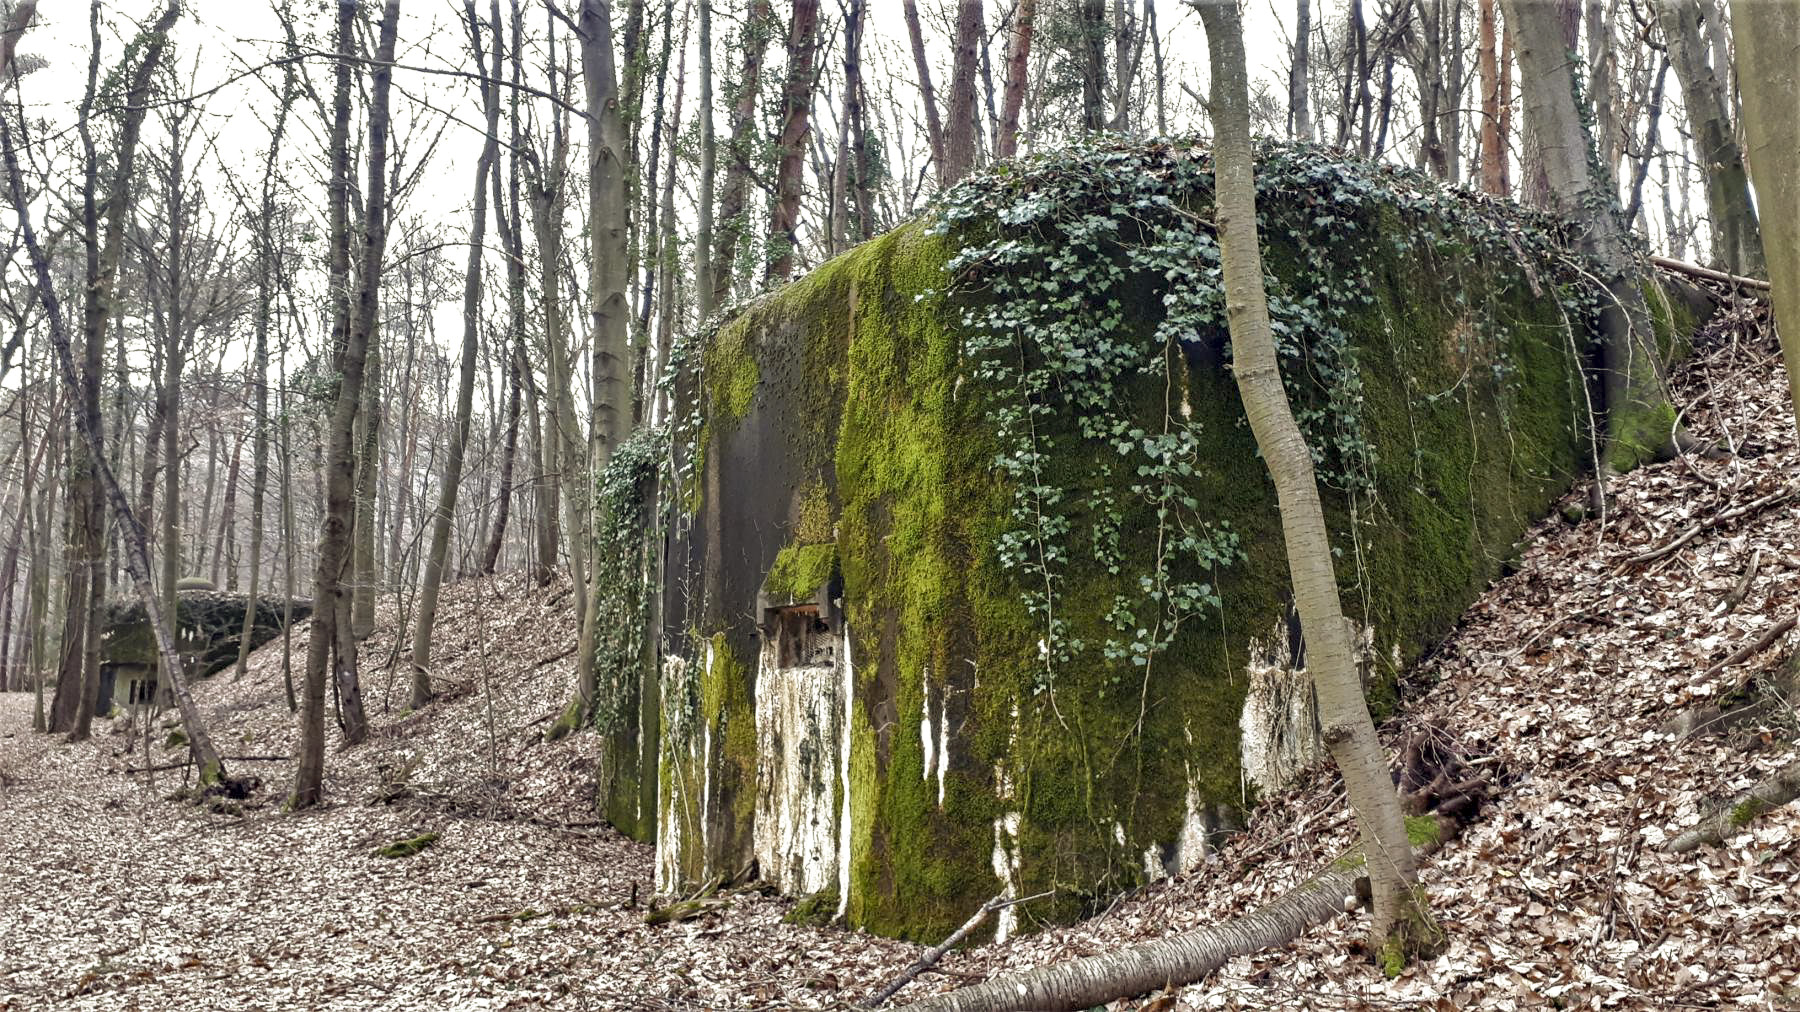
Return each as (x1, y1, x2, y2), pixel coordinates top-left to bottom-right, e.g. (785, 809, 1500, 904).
(1, 0, 1798, 1009)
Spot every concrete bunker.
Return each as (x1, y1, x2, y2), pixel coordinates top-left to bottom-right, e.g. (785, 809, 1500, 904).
(591, 141, 1704, 940)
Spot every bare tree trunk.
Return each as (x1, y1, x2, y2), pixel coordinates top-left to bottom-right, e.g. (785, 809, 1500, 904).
(1659, 0, 1763, 276)
(1198, 0, 1433, 967)
(1478, 0, 1506, 194)
(1080, 0, 1107, 130)
(351, 336, 381, 638)
(997, 0, 1035, 158)
(1731, 0, 1800, 433)
(484, 5, 531, 575)
(941, 1, 983, 185)
(768, 0, 821, 279)
(416, 0, 503, 710)
(1508, 0, 1676, 469)
(902, 0, 947, 175)
(574, 0, 637, 715)
(295, 0, 400, 805)
(694, 0, 717, 320)
(1290, 0, 1311, 139)
(234, 67, 289, 679)
(709, 0, 771, 309)
(1, 0, 229, 786)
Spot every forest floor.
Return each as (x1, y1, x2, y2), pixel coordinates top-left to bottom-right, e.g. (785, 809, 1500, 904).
(3, 292, 1799, 1011)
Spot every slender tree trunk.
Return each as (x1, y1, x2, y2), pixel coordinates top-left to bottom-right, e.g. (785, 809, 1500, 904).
(1080, 0, 1107, 130)
(998, 0, 1036, 158)
(1731, 0, 1800, 433)
(694, 0, 717, 320)
(236, 67, 292, 679)
(1197, 0, 1433, 965)
(574, 0, 637, 715)
(415, 0, 502, 710)
(768, 0, 821, 279)
(1, 0, 228, 786)
(1478, 0, 1506, 194)
(902, 0, 947, 174)
(352, 335, 382, 638)
(212, 431, 243, 590)
(1659, 0, 1762, 276)
(1290, 0, 1311, 140)
(941, 1, 983, 185)
(295, 0, 400, 805)
(710, 0, 771, 309)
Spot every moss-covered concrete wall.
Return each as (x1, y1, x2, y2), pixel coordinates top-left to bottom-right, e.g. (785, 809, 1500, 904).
(624, 145, 1682, 941)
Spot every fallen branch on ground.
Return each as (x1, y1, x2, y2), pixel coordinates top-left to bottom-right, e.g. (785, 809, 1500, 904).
(1649, 255, 1772, 293)
(865, 891, 1053, 1008)
(1624, 485, 1796, 566)
(123, 755, 292, 775)
(1706, 614, 1797, 689)
(1665, 758, 1800, 853)
(898, 854, 1365, 1012)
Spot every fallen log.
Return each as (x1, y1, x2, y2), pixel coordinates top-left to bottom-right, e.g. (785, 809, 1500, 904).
(1665, 758, 1800, 853)
(899, 860, 1361, 1012)
(1649, 254, 1772, 293)
(865, 891, 1053, 1008)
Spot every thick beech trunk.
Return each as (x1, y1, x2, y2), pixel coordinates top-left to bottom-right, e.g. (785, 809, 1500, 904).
(1506, 0, 1673, 470)
(1731, 0, 1800, 433)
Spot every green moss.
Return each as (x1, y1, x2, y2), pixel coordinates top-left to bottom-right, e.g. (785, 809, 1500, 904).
(794, 481, 834, 544)
(782, 888, 840, 926)
(706, 317, 761, 427)
(162, 730, 187, 750)
(1404, 814, 1442, 847)
(1381, 935, 1407, 977)
(765, 543, 837, 603)
(1729, 798, 1767, 827)
(374, 832, 440, 858)
(544, 696, 584, 742)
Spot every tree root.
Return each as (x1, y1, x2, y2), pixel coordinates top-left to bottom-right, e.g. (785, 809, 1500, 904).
(1665, 757, 1800, 853)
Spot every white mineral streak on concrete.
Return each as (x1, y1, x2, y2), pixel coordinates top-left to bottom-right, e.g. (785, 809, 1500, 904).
(655, 655, 694, 893)
(1238, 617, 1319, 793)
(752, 628, 843, 896)
(1239, 618, 1375, 792)
(836, 623, 855, 919)
(920, 677, 935, 787)
(990, 810, 1023, 943)
(937, 699, 949, 807)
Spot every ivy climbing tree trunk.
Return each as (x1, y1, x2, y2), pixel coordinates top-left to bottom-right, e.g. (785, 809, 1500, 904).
(573, 0, 635, 720)
(414, 0, 502, 711)
(0, 2, 230, 788)
(1504, 0, 1676, 472)
(1731, 0, 1800, 435)
(1199, 0, 1434, 970)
